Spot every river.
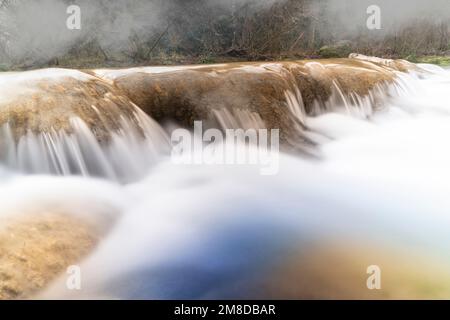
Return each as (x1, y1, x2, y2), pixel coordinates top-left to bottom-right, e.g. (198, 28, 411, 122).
(1, 61, 450, 299)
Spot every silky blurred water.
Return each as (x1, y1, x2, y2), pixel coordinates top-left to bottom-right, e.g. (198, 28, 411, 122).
(1, 64, 450, 298)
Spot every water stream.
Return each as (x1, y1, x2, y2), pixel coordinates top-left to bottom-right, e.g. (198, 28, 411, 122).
(1, 63, 450, 299)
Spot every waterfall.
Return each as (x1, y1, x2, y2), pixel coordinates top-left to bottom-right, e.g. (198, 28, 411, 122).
(0, 107, 170, 183)
(2, 60, 450, 299)
(0, 68, 172, 183)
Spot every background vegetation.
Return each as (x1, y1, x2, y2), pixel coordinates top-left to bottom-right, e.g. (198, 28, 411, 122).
(1, 0, 450, 70)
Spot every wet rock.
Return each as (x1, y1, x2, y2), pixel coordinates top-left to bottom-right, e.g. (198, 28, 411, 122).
(0, 69, 144, 143)
(246, 242, 450, 299)
(110, 58, 407, 148)
(0, 212, 100, 299)
(348, 53, 417, 72)
(0, 56, 415, 155)
(319, 42, 352, 58)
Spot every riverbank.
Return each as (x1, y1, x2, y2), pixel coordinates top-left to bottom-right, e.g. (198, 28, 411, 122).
(1, 52, 448, 72)
(406, 55, 450, 66)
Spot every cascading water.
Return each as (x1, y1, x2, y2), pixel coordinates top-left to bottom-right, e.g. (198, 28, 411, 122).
(2, 62, 450, 299)
(0, 108, 169, 183)
(0, 68, 174, 185)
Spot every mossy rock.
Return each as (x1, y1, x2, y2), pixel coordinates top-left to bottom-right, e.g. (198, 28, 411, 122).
(409, 55, 450, 66)
(319, 44, 352, 58)
(0, 64, 10, 72)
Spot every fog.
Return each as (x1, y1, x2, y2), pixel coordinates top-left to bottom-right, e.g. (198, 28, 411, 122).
(321, 0, 450, 36)
(0, 0, 278, 64)
(1, 0, 450, 65)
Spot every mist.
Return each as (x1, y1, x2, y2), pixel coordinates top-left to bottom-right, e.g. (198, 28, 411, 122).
(1, 0, 450, 67)
(0, 0, 166, 64)
(320, 0, 450, 37)
(0, 0, 277, 66)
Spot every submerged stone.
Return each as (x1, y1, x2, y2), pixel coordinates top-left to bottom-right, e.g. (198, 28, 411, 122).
(0, 212, 99, 299)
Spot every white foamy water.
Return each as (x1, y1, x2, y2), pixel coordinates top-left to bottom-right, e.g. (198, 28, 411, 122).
(0, 107, 170, 183)
(2, 64, 450, 299)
